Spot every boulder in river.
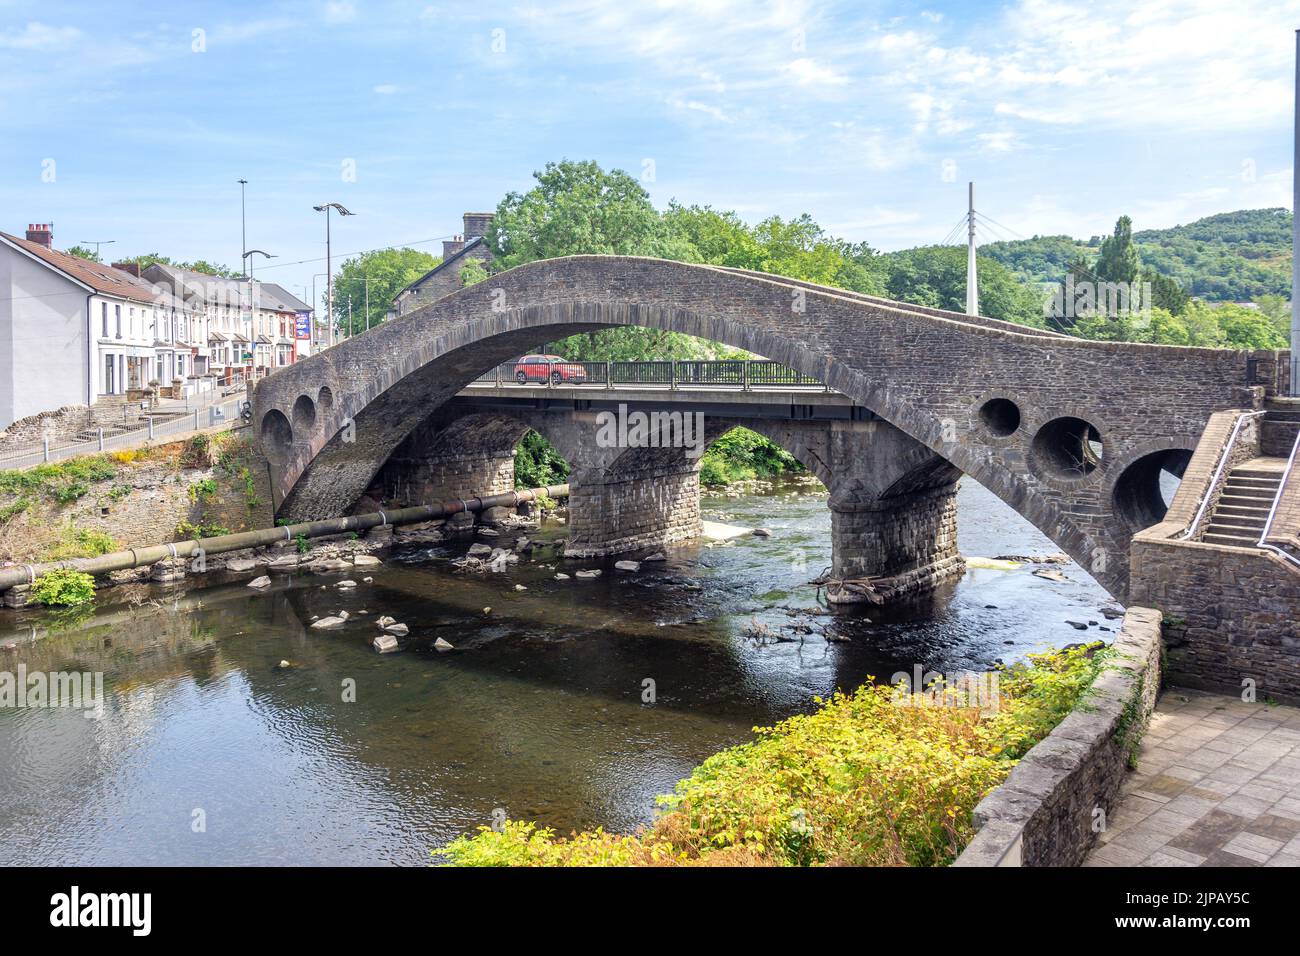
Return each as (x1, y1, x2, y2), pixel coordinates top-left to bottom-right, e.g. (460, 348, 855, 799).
(614, 560, 640, 572)
(247, 575, 272, 589)
(467, 543, 493, 557)
(383, 623, 409, 637)
(554, 573, 570, 580)
(376, 615, 396, 628)
(336, 579, 358, 589)
(353, 555, 382, 567)
(642, 552, 667, 562)
(311, 616, 346, 629)
(752, 528, 773, 538)
(374, 634, 400, 654)
(575, 569, 602, 579)
(310, 557, 352, 573)
(434, 637, 454, 652)
(226, 558, 257, 573)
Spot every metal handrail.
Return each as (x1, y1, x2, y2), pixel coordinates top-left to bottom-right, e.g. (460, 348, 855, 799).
(1182, 411, 1266, 540)
(1257, 425, 1300, 570)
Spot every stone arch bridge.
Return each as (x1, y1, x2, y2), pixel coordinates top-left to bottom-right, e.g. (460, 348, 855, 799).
(252, 256, 1284, 602)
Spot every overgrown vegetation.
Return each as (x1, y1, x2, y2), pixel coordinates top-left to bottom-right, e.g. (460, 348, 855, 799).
(44, 525, 117, 560)
(513, 430, 571, 488)
(437, 645, 1109, 867)
(0, 456, 119, 505)
(31, 568, 96, 607)
(699, 427, 805, 487)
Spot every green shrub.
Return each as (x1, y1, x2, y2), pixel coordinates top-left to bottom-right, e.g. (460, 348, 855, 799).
(176, 519, 230, 539)
(699, 427, 804, 487)
(0, 456, 118, 503)
(31, 568, 96, 607)
(437, 645, 1108, 867)
(45, 526, 118, 560)
(514, 430, 570, 488)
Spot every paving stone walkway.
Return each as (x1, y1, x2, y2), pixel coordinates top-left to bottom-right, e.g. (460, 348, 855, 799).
(1085, 687, 1300, 867)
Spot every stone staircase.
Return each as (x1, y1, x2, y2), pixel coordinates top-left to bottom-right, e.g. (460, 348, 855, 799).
(1201, 458, 1285, 547)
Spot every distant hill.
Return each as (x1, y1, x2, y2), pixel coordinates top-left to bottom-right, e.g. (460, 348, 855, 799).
(980, 208, 1292, 303)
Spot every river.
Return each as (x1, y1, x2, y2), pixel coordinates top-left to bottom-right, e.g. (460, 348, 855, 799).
(0, 477, 1117, 865)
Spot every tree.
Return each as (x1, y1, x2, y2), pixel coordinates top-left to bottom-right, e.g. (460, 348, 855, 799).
(1215, 302, 1288, 349)
(333, 247, 441, 336)
(488, 159, 694, 270)
(884, 246, 1046, 328)
(120, 253, 238, 277)
(1093, 215, 1141, 286)
(66, 245, 102, 263)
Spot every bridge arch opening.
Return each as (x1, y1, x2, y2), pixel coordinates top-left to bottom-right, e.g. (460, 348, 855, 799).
(1112, 447, 1193, 533)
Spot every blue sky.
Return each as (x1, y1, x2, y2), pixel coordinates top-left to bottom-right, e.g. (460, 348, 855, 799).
(3, 0, 1299, 303)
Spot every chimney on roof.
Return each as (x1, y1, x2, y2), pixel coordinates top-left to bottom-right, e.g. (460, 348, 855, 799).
(463, 212, 494, 240)
(112, 261, 141, 277)
(25, 223, 52, 249)
(442, 235, 465, 260)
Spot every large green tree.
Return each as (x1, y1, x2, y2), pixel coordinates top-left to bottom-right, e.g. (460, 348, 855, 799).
(334, 247, 441, 336)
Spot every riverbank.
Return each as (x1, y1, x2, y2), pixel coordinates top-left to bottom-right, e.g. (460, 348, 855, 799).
(437, 642, 1111, 866)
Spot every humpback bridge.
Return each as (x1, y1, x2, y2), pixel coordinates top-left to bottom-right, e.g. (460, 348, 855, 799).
(252, 256, 1286, 603)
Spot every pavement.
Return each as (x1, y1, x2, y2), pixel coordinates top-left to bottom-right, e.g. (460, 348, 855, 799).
(1084, 687, 1300, 867)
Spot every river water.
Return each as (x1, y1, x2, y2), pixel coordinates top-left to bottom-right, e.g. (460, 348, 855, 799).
(0, 478, 1118, 865)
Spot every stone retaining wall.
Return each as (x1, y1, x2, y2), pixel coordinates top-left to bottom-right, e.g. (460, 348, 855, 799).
(954, 606, 1163, 867)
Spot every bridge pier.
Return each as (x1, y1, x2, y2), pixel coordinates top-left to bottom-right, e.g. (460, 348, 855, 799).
(565, 461, 702, 557)
(828, 483, 963, 603)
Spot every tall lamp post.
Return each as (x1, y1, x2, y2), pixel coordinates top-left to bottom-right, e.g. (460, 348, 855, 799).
(238, 179, 248, 268)
(313, 202, 355, 346)
(241, 249, 275, 379)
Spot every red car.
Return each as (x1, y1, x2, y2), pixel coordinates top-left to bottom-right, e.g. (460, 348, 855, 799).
(514, 354, 588, 384)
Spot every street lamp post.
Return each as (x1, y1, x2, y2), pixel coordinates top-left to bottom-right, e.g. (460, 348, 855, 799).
(241, 250, 275, 379)
(312, 202, 355, 347)
(238, 179, 248, 269)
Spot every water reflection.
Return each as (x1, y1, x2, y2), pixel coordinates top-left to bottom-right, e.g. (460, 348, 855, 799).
(0, 479, 1115, 865)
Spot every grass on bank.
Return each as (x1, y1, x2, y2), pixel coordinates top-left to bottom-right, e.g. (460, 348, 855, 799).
(436, 645, 1109, 867)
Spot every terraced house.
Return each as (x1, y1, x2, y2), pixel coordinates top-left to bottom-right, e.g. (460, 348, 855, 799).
(0, 224, 212, 430)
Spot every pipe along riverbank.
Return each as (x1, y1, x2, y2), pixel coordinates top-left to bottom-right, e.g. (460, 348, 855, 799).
(0, 484, 570, 595)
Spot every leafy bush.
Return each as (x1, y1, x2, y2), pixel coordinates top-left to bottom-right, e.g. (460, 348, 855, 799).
(31, 568, 96, 607)
(437, 645, 1108, 867)
(699, 427, 804, 487)
(514, 430, 570, 488)
(176, 519, 230, 539)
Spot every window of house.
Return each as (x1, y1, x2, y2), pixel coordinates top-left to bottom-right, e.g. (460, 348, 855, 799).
(115, 304, 121, 338)
(101, 301, 107, 338)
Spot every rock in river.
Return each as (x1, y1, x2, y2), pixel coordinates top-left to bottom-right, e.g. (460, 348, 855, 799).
(311, 616, 346, 630)
(248, 575, 272, 589)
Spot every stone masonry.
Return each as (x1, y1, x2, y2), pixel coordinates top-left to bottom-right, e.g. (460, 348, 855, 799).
(253, 255, 1287, 602)
(368, 398, 967, 599)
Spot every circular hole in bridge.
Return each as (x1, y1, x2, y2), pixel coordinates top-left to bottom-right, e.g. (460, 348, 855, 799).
(260, 409, 293, 458)
(1113, 448, 1193, 531)
(1032, 416, 1103, 479)
(978, 398, 1021, 437)
(292, 394, 317, 433)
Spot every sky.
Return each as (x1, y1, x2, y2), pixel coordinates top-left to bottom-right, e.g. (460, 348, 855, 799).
(3, 0, 1300, 305)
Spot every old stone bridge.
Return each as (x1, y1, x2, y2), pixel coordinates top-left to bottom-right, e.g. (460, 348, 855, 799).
(252, 256, 1284, 603)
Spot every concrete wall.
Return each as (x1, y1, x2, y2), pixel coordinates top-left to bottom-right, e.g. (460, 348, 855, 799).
(0, 245, 88, 428)
(954, 607, 1163, 867)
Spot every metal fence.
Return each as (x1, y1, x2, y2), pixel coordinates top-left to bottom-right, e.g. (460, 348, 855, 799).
(0, 396, 247, 472)
(471, 358, 827, 390)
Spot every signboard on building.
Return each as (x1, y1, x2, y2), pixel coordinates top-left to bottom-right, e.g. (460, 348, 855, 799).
(295, 312, 311, 339)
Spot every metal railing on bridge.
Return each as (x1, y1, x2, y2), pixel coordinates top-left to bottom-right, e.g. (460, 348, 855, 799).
(471, 358, 826, 390)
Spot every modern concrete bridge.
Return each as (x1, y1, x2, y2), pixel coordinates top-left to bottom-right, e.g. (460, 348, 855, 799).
(252, 256, 1289, 604)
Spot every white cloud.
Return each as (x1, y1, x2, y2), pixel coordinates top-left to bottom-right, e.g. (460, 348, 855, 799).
(0, 22, 82, 50)
(323, 2, 356, 24)
(784, 57, 848, 86)
(373, 84, 398, 95)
